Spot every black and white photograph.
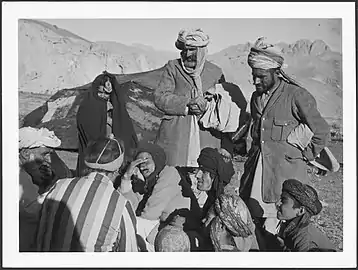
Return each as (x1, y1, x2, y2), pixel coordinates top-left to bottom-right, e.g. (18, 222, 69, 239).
(2, 1, 356, 268)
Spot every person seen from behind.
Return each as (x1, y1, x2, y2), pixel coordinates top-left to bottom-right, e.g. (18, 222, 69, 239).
(35, 136, 139, 252)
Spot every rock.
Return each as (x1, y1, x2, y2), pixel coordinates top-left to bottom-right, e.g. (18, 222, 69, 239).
(310, 39, 331, 56)
(290, 39, 312, 55)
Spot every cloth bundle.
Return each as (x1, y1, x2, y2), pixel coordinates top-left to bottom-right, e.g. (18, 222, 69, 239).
(19, 127, 61, 149)
(199, 84, 240, 133)
(287, 123, 340, 172)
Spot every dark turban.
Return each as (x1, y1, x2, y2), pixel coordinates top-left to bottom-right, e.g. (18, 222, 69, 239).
(282, 179, 322, 216)
(197, 147, 235, 196)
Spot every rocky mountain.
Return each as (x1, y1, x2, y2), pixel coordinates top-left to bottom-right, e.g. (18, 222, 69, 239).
(208, 39, 342, 123)
(18, 19, 177, 94)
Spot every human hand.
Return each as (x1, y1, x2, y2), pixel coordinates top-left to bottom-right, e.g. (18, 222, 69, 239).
(218, 148, 232, 163)
(188, 96, 207, 115)
(123, 158, 148, 180)
(204, 87, 216, 101)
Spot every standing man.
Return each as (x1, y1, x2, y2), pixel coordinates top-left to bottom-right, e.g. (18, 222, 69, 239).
(154, 28, 232, 167)
(239, 37, 330, 248)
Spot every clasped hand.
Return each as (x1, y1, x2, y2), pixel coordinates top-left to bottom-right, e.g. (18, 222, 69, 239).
(187, 96, 208, 116)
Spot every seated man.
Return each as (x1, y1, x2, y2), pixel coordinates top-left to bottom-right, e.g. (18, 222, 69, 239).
(275, 179, 336, 251)
(19, 127, 72, 251)
(35, 137, 139, 252)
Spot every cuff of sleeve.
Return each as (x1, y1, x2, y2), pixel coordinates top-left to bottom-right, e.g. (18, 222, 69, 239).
(302, 147, 315, 161)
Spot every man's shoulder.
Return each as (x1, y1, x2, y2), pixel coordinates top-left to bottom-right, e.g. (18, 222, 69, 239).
(165, 59, 181, 69)
(282, 80, 311, 97)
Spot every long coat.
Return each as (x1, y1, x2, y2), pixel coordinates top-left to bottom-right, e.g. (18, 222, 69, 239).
(154, 59, 226, 166)
(240, 80, 330, 203)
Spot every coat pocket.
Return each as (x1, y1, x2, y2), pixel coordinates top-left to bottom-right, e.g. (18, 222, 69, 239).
(271, 118, 296, 141)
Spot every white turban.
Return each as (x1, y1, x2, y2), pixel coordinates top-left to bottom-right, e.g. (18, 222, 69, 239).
(175, 28, 210, 50)
(19, 127, 61, 149)
(247, 37, 284, 70)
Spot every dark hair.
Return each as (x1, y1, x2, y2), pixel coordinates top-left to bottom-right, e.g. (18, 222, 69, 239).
(84, 136, 124, 164)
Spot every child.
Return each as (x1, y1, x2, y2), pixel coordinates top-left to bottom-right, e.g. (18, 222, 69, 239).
(275, 179, 336, 251)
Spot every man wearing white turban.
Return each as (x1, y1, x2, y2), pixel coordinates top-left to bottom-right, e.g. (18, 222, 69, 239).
(18, 127, 72, 251)
(154, 28, 233, 167)
(239, 37, 330, 250)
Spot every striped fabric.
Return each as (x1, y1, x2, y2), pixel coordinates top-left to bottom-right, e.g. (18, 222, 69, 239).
(36, 172, 138, 252)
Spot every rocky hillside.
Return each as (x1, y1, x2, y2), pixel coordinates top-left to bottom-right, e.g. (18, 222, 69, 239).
(18, 19, 176, 94)
(208, 39, 342, 125)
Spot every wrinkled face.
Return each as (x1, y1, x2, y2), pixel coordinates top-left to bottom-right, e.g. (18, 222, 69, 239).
(276, 192, 301, 221)
(181, 47, 197, 68)
(251, 68, 277, 94)
(20, 147, 51, 164)
(20, 147, 53, 187)
(194, 168, 214, 191)
(136, 152, 156, 178)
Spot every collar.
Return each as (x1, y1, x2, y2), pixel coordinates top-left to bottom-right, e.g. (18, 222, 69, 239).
(88, 172, 112, 185)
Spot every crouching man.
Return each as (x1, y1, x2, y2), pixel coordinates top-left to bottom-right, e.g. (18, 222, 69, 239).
(35, 137, 139, 252)
(275, 179, 336, 252)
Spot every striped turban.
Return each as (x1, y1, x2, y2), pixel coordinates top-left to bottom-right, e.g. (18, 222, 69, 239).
(282, 179, 322, 216)
(247, 37, 284, 70)
(175, 28, 210, 50)
(248, 37, 301, 86)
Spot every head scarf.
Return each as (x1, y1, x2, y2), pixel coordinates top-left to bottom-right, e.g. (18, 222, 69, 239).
(76, 71, 138, 176)
(247, 37, 301, 87)
(197, 147, 235, 197)
(176, 28, 210, 96)
(154, 225, 190, 252)
(132, 142, 166, 195)
(19, 127, 61, 149)
(282, 179, 322, 216)
(210, 193, 255, 251)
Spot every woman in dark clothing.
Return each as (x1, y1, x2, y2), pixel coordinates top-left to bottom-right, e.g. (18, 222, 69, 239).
(76, 71, 138, 176)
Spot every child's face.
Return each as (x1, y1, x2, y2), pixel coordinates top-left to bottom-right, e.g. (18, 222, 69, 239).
(276, 192, 301, 220)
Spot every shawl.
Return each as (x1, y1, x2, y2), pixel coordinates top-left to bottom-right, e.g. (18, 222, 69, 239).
(76, 71, 138, 176)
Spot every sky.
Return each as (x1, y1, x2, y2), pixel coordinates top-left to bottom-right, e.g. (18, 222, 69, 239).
(41, 18, 342, 54)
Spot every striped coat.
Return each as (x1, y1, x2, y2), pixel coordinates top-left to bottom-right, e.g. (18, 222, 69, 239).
(36, 172, 138, 252)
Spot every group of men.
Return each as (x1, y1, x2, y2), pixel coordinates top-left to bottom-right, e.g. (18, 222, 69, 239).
(19, 28, 337, 252)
